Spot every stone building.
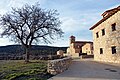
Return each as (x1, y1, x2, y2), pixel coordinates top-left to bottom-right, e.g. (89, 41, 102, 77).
(57, 50, 64, 57)
(67, 36, 93, 58)
(90, 6, 120, 63)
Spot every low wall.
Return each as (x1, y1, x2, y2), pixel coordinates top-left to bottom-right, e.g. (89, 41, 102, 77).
(80, 55, 94, 59)
(47, 57, 72, 75)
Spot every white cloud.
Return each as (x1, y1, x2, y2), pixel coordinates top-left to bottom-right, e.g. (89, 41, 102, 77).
(0, 0, 47, 15)
(7, 0, 47, 8)
(60, 12, 100, 33)
(60, 17, 87, 32)
(49, 38, 69, 47)
(0, 38, 15, 46)
(0, 9, 7, 15)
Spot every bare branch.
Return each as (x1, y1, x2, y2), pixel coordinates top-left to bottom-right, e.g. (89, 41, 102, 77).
(0, 3, 63, 62)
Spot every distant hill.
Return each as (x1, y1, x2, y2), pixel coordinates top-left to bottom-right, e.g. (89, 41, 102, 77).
(0, 45, 68, 55)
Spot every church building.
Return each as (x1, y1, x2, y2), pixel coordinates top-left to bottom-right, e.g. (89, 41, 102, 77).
(67, 36, 93, 58)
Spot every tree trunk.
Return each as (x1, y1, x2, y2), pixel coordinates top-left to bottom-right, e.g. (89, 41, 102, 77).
(25, 48, 30, 63)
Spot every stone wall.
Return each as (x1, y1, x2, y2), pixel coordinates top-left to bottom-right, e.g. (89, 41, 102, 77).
(47, 57, 72, 75)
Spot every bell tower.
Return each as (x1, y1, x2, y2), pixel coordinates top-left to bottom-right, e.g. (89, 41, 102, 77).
(70, 36, 75, 44)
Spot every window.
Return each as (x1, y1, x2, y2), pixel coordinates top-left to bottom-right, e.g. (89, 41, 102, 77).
(102, 29, 105, 36)
(96, 32, 99, 38)
(100, 48, 103, 54)
(91, 47, 93, 50)
(111, 46, 116, 54)
(112, 23, 116, 31)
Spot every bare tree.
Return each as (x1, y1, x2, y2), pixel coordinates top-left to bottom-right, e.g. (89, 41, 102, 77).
(0, 4, 63, 62)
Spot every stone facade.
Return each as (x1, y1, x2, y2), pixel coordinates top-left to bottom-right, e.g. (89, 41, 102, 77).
(67, 36, 93, 58)
(82, 43, 93, 55)
(90, 6, 120, 63)
(57, 50, 64, 57)
(47, 57, 72, 75)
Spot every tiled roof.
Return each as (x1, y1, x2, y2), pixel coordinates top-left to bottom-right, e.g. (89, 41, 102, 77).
(70, 35, 75, 38)
(90, 6, 120, 30)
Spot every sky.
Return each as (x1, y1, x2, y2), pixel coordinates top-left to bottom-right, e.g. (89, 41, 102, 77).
(0, 0, 120, 47)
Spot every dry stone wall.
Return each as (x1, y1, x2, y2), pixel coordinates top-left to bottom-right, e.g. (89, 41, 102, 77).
(47, 57, 72, 75)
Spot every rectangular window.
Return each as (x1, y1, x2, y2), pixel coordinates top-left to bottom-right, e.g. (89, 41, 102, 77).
(96, 32, 99, 38)
(102, 29, 105, 36)
(112, 23, 116, 31)
(111, 46, 116, 54)
(100, 48, 103, 54)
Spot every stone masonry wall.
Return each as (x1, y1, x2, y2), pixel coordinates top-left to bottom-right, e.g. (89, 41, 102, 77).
(82, 43, 93, 55)
(47, 57, 72, 75)
(93, 11, 120, 63)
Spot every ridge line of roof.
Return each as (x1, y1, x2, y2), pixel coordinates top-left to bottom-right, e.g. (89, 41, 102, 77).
(90, 6, 120, 30)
